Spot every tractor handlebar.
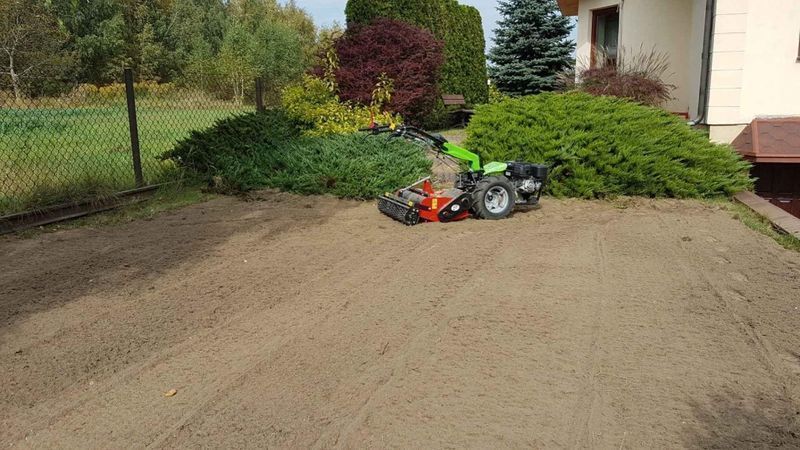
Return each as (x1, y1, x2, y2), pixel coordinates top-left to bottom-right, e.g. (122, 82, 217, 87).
(358, 125, 393, 134)
(360, 124, 448, 149)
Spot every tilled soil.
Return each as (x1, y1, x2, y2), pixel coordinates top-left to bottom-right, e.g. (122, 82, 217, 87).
(2, 192, 800, 449)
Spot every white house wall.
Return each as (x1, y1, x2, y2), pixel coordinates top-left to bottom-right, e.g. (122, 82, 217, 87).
(708, 0, 800, 142)
(737, 0, 800, 120)
(707, 0, 748, 128)
(575, 0, 705, 115)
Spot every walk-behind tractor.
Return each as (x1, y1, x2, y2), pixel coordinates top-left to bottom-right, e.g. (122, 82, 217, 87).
(361, 125, 549, 225)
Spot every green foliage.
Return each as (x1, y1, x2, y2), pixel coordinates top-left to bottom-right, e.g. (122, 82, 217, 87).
(281, 75, 399, 136)
(488, 83, 509, 104)
(727, 202, 800, 253)
(0, 101, 248, 215)
(265, 134, 431, 198)
(345, 0, 488, 105)
(0, 0, 75, 98)
(213, 1, 313, 102)
(488, 0, 575, 96)
(440, 3, 488, 105)
(164, 111, 431, 198)
(465, 93, 753, 198)
(31, 0, 316, 98)
(50, 0, 128, 85)
(318, 24, 343, 93)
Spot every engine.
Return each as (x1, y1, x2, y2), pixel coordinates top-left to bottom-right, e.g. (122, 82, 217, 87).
(505, 162, 548, 205)
(454, 162, 549, 205)
(505, 162, 549, 180)
(516, 178, 543, 194)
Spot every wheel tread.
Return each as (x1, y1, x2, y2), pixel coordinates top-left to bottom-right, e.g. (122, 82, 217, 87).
(471, 176, 515, 220)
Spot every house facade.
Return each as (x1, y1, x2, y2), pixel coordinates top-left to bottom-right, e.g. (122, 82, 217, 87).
(558, 0, 800, 144)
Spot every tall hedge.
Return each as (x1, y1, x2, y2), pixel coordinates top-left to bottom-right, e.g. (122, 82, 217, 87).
(345, 0, 489, 106)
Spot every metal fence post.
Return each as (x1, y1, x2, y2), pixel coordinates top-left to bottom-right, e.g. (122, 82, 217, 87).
(124, 68, 144, 187)
(255, 78, 265, 113)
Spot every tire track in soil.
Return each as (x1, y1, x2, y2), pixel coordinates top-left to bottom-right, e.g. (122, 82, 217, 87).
(187, 226, 496, 448)
(4, 196, 800, 448)
(659, 214, 800, 395)
(314, 230, 520, 449)
(654, 213, 800, 445)
(568, 219, 615, 449)
(1, 200, 353, 440)
(148, 229, 480, 449)
(17, 217, 431, 447)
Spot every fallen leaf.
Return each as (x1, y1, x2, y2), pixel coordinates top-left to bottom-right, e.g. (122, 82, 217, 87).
(164, 389, 178, 397)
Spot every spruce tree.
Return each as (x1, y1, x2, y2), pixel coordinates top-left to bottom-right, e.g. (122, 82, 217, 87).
(489, 0, 574, 96)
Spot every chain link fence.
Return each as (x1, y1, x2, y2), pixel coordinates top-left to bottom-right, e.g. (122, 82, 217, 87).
(0, 69, 261, 221)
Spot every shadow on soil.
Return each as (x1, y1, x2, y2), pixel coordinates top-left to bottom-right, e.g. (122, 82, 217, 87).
(685, 391, 800, 449)
(0, 192, 356, 336)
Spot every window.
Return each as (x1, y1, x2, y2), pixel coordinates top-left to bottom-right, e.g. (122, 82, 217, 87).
(592, 6, 620, 67)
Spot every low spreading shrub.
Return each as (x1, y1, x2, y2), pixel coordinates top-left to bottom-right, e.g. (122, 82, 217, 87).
(164, 111, 430, 198)
(466, 93, 752, 198)
(163, 111, 301, 191)
(264, 133, 431, 198)
(64, 82, 179, 101)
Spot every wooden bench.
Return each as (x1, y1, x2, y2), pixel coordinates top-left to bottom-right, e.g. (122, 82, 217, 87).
(442, 94, 474, 127)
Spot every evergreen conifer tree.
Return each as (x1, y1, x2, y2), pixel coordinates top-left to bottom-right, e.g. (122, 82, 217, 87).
(488, 0, 574, 96)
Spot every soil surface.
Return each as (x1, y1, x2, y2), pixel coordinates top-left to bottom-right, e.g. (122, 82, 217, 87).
(2, 193, 800, 449)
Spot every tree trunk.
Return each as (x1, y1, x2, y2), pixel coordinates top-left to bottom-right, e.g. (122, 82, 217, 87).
(7, 53, 22, 101)
(232, 76, 240, 103)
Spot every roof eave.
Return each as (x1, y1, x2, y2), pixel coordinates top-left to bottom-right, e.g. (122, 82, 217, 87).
(557, 0, 579, 16)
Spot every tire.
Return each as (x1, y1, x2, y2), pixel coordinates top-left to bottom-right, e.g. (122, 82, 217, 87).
(471, 176, 516, 220)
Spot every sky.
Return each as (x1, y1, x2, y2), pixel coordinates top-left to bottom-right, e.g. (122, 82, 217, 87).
(294, 0, 505, 48)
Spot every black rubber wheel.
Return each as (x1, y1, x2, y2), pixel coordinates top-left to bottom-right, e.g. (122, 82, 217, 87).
(471, 176, 516, 220)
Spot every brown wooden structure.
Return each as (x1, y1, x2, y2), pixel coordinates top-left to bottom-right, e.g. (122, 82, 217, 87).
(442, 94, 474, 127)
(733, 118, 800, 218)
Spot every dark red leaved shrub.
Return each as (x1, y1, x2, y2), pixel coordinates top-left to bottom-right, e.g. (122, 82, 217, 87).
(333, 18, 445, 125)
(574, 48, 676, 107)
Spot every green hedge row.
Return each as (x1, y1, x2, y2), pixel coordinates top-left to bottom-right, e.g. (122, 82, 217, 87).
(163, 111, 431, 198)
(465, 93, 753, 198)
(345, 0, 488, 106)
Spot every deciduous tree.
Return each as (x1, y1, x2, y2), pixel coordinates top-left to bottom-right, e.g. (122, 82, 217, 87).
(0, 0, 73, 99)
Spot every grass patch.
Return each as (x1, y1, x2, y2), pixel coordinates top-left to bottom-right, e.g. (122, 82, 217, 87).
(0, 100, 250, 215)
(13, 183, 215, 238)
(725, 201, 800, 252)
(439, 128, 467, 146)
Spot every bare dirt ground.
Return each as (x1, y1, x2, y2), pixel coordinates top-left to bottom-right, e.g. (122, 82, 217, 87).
(2, 192, 800, 449)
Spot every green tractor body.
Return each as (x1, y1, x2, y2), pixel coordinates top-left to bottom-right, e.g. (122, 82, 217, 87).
(362, 125, 548, 225)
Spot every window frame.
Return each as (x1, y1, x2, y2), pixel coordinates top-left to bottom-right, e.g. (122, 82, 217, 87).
(591, 5, 621, 68)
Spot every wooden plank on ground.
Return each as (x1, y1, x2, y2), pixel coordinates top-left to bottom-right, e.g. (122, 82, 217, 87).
(734, 191, 800, 238)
